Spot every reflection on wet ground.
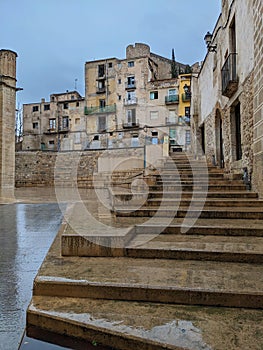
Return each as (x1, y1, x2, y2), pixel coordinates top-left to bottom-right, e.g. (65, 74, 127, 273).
(0, 202, 63, 350)
(0, 187, 122, 350)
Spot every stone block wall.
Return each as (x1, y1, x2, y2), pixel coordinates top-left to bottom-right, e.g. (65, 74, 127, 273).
(252, 0, 263, 197)
(15, 149, 145, 188)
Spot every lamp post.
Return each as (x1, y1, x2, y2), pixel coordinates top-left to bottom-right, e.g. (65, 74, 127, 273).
(204, 31, 217, 52)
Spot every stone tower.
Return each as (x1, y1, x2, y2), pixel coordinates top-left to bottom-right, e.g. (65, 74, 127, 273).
(0, 49, 17, 199)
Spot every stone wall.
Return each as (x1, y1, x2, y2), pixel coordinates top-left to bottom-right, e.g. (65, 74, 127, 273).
(252, 0, 263, 197)
(15, 149, 145, 188)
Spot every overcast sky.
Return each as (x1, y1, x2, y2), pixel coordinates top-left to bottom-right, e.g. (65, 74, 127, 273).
(0, 0, 221, 105)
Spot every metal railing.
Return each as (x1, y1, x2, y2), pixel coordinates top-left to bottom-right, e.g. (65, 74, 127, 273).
(182, 92, 191, 102)
(84, 104, 116, 115)
(221, 53, 238, 97)
(165, 94, 179, 104)
(123, 98, 138, 106)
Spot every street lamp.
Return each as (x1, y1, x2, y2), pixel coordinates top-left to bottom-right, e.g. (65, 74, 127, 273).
(204, 31, 217, 52)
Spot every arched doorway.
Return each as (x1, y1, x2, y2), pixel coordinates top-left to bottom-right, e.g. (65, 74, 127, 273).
(215, 109, 224, 168)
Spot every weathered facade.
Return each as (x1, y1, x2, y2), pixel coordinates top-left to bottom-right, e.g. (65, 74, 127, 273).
(192, 0, 263, 195)
(0, 49, 17, 198)
(85, 43, 191, 151)
(22, 91, 85, 151)
(252, 0, 263, 195)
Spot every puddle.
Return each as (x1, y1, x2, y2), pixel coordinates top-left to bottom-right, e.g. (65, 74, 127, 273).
(19, 328, 116, 350)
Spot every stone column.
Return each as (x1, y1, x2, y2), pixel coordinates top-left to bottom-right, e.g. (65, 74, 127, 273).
(0, 49, 17, 199)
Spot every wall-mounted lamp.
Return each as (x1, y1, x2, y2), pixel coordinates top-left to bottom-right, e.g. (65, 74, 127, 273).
(204, 31, 217, 52)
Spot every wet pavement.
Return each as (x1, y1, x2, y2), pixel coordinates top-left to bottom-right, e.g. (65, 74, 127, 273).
(0, 201, 63, 350)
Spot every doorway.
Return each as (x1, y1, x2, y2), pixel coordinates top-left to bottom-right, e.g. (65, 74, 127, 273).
(215, 110, 224, 167)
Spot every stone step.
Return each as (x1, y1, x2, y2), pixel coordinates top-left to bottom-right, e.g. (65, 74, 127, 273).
(33, 256, 263, 309)
(112, 191, 258, 200)
(148, 184, 247, 191)
(62, 233, 263, 263)
(135, 220, 263, 236)
(156, 180, 244, 185)
(27, 296, 263, 350)
(158, 173, 225, 178)
(146, 198, 263, 208)
(114, 206, 263, 219)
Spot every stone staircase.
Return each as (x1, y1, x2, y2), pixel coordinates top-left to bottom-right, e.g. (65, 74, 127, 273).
(26, 152, 263, 350)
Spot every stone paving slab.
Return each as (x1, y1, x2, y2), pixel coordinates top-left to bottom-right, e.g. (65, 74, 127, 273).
(27, 296, 263, 350)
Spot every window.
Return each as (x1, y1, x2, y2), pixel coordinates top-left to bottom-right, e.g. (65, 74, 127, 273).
(98, 64, 105, 77)
(63, 103, 68, 109)
(49, 140, 55, 145)
(152, 131, 158, 137)
(168, 89, 177, 96)
(32, 122, 38, 129)
(93, 135, 99, 141)
(44, 104, 50, 111)
(150, 91, 158, 100)
(185, 107, 190, 116)
(118, 63, 122, 69)
(128, 61, 134, 67)
(127, 91, 136, 101)
(127, 76, 135, 88)
(75, 118, 80, 125)
(76, 102, 79, 107)
(98, 116, 106, 132)
(32, 106, 39, 112)
(71, 95, 75, 100)
(49, 118, 56, 129)
(118, 95, 122, 101)
(62, 116, 69, 129)
(185, 130, 191, 145)
(126, 109, 136, 125)
(108, 62, 112, 68)
(150, 111, 158, 120)
(98, 80, 105, 90)
(99, 99, 106, 108)
(118, 79, 121, 84)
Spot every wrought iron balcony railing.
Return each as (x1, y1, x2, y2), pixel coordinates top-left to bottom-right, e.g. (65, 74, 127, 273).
(221, 53, 238, 98)
(84, 104, 116, 115)
(165, 94, 179, 104)
(182, 92, 191, 102)
(123, 98, 138, 106)
(125, 82, 136, 89)
(122, 119, 139, 128)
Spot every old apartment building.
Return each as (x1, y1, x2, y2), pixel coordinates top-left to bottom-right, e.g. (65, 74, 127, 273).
(85, 43, 191, 150)
(0, 49, 18, 198)
(22, 91, 85, 151)
(22, 43, 191, 152)
(191, 0, 263, 196)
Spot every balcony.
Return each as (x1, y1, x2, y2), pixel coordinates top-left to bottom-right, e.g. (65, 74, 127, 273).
(165, 94, 179, 104)
(125, 81, 136, 89)
(58, 127, 69, 134)
(122, 119, 139, 129)
(182, 92, 191, 102)
(96, 86, 106, 94)
(221, 53, 238, 98)
(44, 128, 57, 134)
(84, 104, 116, 115)
(123, 98, 138, 106)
